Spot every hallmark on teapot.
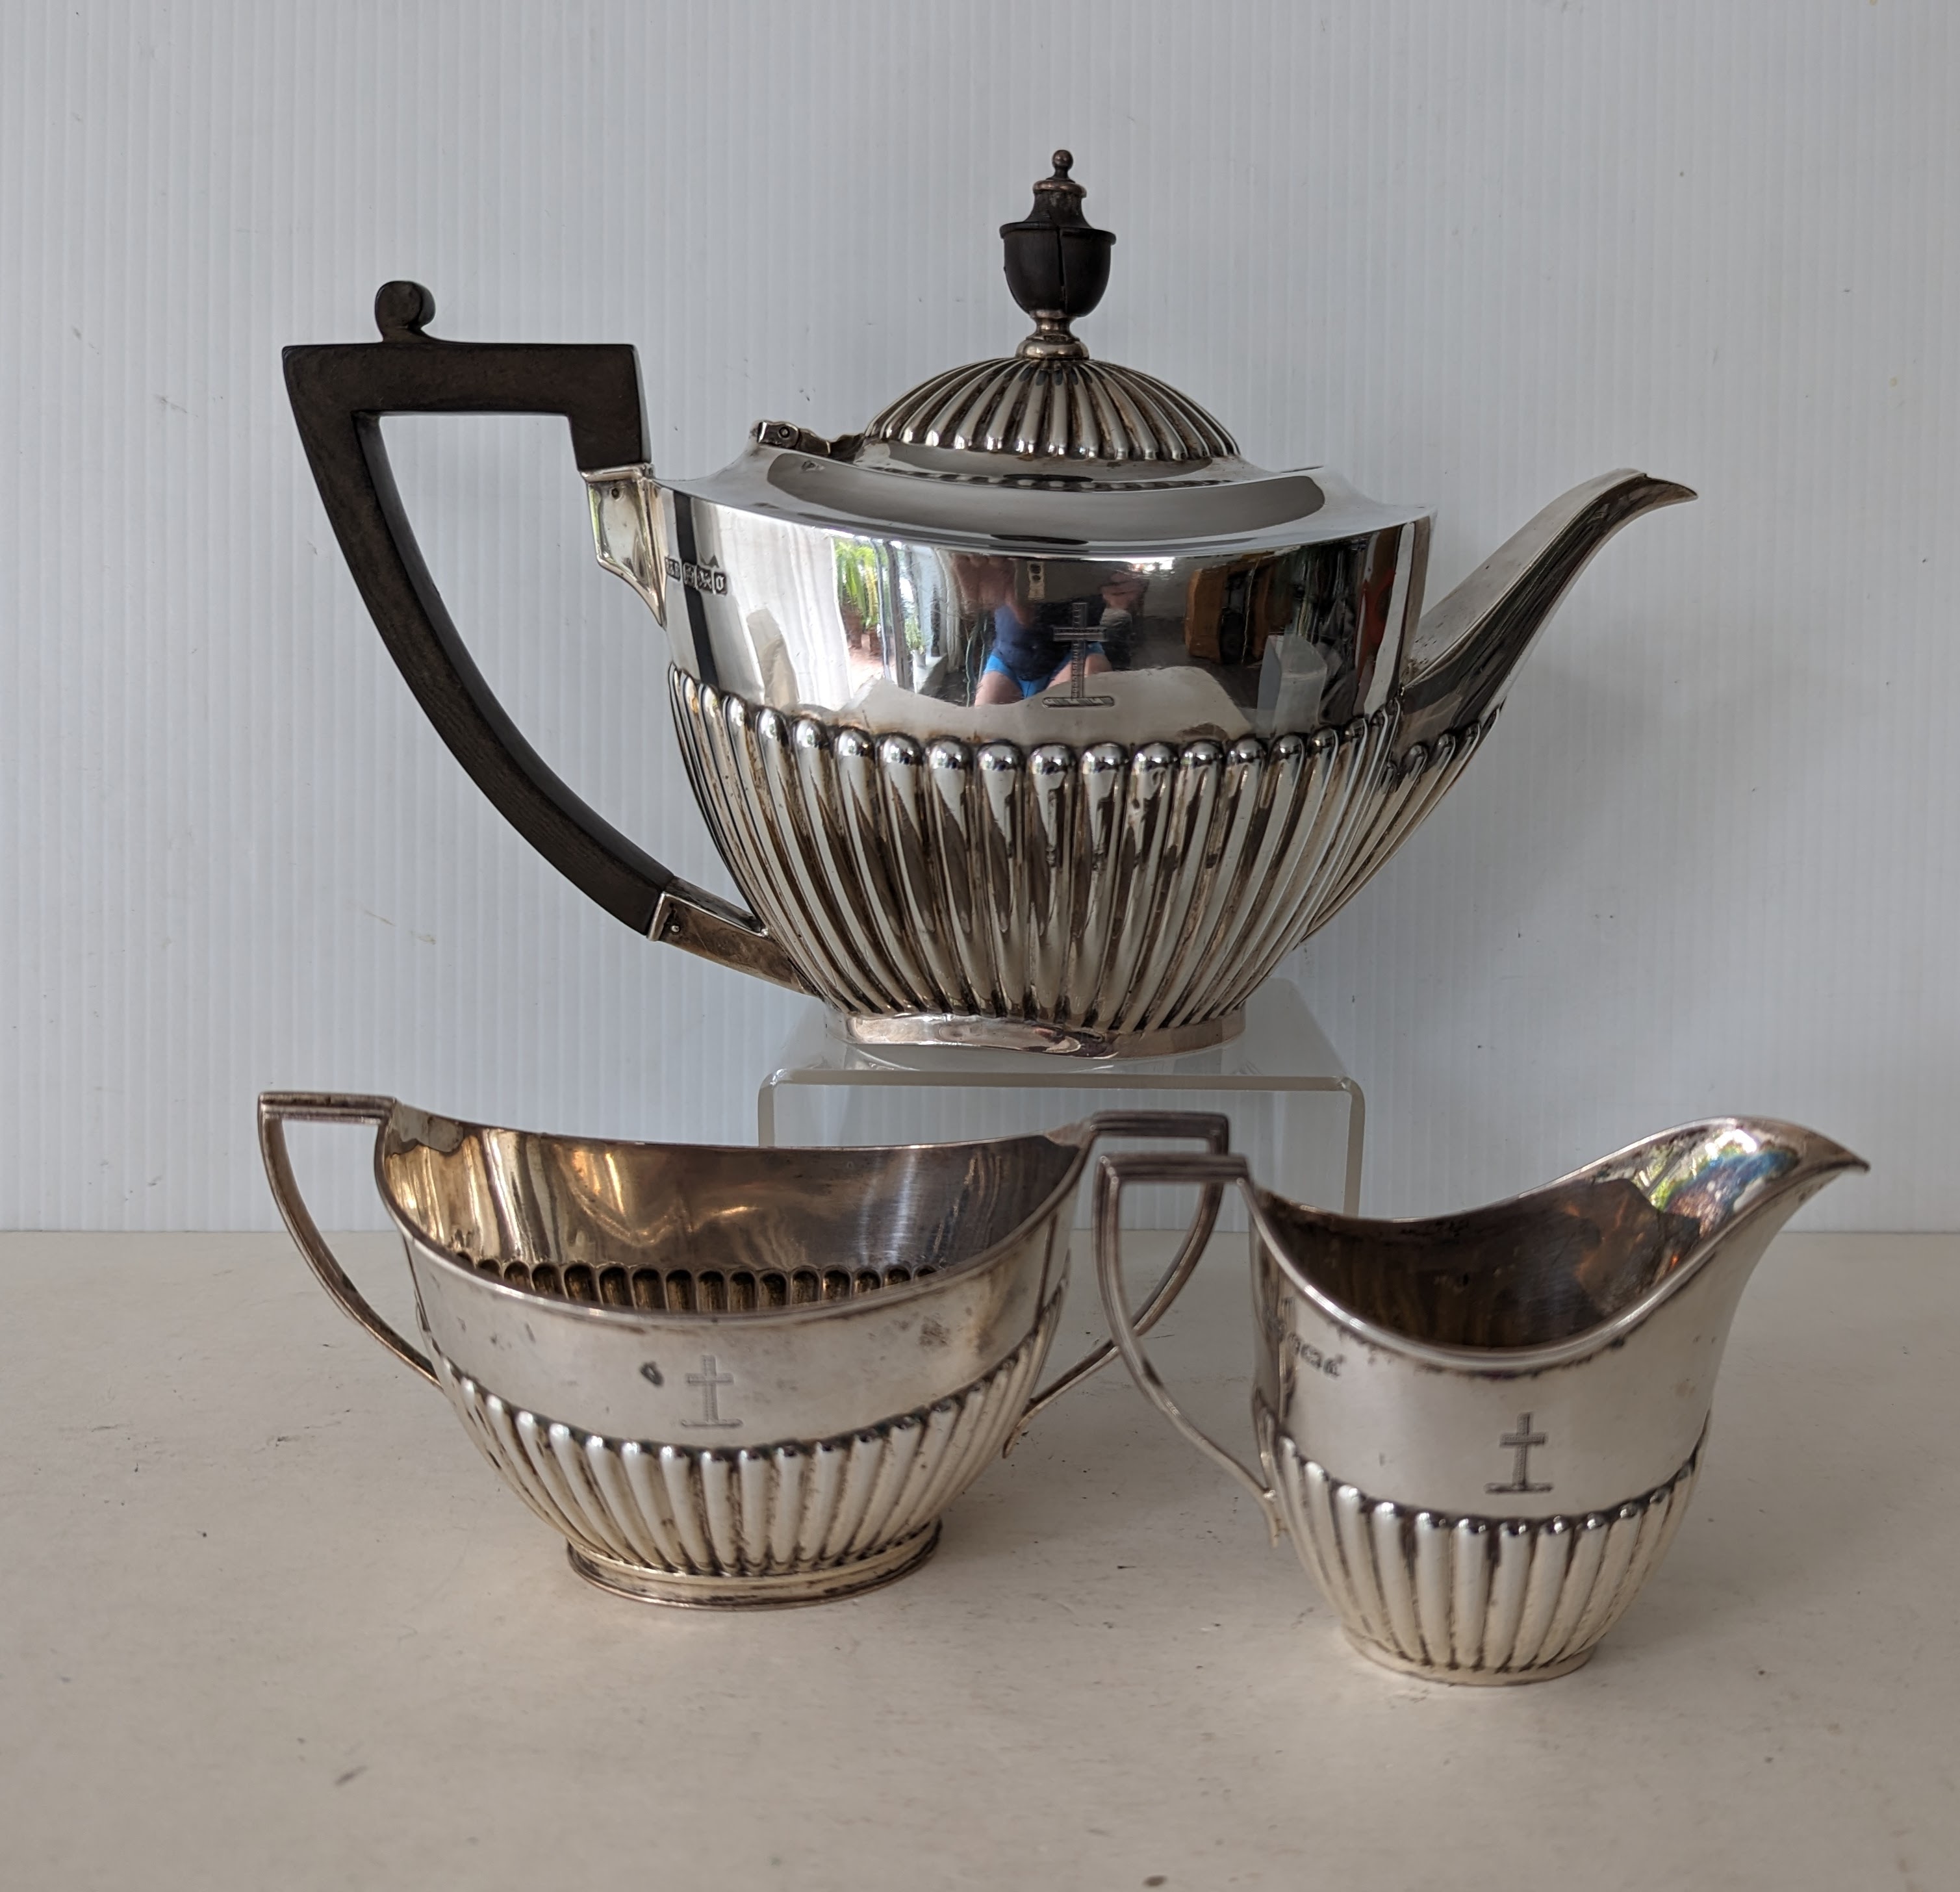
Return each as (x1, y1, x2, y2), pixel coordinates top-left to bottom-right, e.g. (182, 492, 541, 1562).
(665, 554, 728, 595)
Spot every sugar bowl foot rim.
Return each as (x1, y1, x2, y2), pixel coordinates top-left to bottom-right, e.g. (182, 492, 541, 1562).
(566, 1525, 943, 1609)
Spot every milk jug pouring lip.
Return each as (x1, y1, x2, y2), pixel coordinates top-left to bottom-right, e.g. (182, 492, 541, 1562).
(283, 153, 1691, 1053)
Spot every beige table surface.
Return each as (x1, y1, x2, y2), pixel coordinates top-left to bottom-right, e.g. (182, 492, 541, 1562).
(2, 1230, 1955, 1891)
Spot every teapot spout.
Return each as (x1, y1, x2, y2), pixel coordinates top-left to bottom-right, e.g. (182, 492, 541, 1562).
(1396, 470, 1694, 750)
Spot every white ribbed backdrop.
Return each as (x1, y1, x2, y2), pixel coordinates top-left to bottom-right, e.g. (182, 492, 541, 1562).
(2, 0, 1952, 1230)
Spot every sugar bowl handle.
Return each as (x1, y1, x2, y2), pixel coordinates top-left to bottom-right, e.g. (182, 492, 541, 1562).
(257, 1091, 437, 1385)
(1093, 1149, 1285, 1541)
(1010, 1110, 1233, 1444)
(282, 285, 807, 991)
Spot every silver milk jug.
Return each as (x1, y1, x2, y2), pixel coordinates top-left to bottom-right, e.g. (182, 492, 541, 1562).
(285, 153, 1690, 1056)
(260, 1093, 1227, 1607)
(1092, 1119, 1865, 1680)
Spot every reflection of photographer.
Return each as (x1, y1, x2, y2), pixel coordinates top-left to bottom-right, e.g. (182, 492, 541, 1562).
(967, 562, 1143, 705)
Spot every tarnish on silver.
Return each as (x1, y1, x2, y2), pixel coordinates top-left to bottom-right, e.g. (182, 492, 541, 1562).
(670, 670, 1497, 1043)
(1266, 1424, 1702, 1683)
(258, 1093, 1228, 1607)
(434, 1296, 1063, 1609)
(1092, 1120, 1867, 1680)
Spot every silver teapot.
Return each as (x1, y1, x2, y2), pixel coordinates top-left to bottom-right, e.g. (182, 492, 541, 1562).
(286, 153, 1690, 1056)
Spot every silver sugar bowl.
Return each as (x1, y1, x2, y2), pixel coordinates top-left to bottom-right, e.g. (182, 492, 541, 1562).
(261, 1092, 1225, 1607)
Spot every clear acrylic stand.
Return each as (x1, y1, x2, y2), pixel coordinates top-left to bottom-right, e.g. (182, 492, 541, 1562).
(757, 967, 1362, 1229)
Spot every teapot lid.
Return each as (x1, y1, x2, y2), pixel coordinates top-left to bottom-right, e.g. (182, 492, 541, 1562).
(700, 153, 1425, 556)
(858, 151, 1238, 471)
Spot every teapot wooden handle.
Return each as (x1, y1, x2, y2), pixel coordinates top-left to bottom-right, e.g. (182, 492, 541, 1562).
(281, 285, 807, 990)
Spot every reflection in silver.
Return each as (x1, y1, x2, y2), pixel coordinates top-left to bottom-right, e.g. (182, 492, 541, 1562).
(589, 456, 1430, 734)
(596, 459, 1690, 1048)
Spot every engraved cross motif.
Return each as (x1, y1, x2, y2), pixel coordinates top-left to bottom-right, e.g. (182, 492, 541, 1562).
(1042, 600, 1115, 709)
(1486, 1412, 1551, 1494)
(681, 1353, 741, 1429)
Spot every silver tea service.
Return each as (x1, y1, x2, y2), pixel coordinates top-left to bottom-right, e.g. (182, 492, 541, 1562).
(259, 1092, 1226, 1607)
(1093, 1119, 1865, 1681)
(265, 151, 1850, 1683)
(285, 153, 1690, 1056)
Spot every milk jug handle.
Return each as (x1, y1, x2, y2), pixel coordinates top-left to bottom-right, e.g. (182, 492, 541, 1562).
(1093, 1150, 1286, 1542)
(1010, 1110, 1233, 1442)
(257, 1092, 438, 1386)
(282, 283, 808, 992)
